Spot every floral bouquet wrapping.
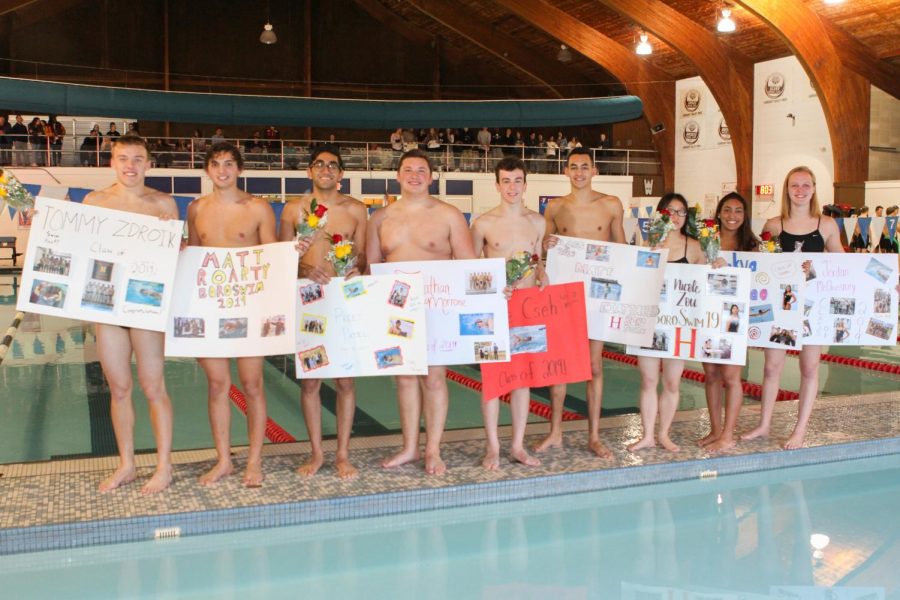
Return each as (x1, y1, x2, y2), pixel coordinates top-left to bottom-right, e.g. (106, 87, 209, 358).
(698, 218, 720, 263)
(758, 231, 782, 253)
(327, 234, 356, 276)
(505, 251, 540, 286)
(296, 198, 328, 239)
(0, 168, 35, 210)
(647, 209, 675, 247)
(685, 203, 702, 239)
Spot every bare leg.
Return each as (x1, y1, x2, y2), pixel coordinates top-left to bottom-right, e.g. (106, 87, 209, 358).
(333, 377, 358, 479)
(585, 340, 612, 457)
(657, 358, 683, 452)
(422, 366, 448, 475)
(298, 378, 325, 477)
(629, 356, 660, 451)
(707, 364, 743, 452)
(698, 362, 723, 446)
(131, 329, 174, 494)
(509, 387, 540, 466)
(95, 324, 138, 492)
(481, 397, 501, 470)
(197, 358, 235, 485)
(784, 345, 820, 449)
(383, 375, 421, 468)
(533, 383, 565, 452)
(742, 349, 786, 440)
(237, 357, 267, 487)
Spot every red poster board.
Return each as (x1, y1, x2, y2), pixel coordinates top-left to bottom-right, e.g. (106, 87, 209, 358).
(481, 282, 591, 400)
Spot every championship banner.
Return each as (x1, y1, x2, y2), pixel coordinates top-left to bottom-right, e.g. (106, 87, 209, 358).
(546, 236, 668, 346)
(802, 254, 898, 346)
(371, 258, 509, 366)
(165, 242, 299, 357)
(723, 251, 806, 349)
(294, 274, 427, 377)
(17, 197, 182, 331)
(626, 264, 751, 365)
(480, 283, 591, 400)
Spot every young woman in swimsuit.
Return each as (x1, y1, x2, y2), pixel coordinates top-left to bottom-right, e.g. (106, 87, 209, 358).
(743, 166, 843, 449)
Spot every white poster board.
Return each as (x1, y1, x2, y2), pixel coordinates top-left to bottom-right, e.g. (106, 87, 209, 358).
(165, 242, 299, 357)
(546, 236, 668, 346)
(723, 251, 806, 349)
(17, 197, 182, 331)
(371, 258, 509, 366)
(294, 274, 428, 377)
(803, 254, 898, 346)
(626, 264, 751, 365)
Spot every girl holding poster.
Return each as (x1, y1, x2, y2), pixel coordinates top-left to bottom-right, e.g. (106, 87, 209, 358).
(629, 193, 705, 453)
(743, 167, 844, 450)
(699, 192, 759, 453)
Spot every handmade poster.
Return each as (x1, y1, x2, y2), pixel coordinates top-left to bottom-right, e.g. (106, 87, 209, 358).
(165, 242, 299, 357)
(802, 253, 898, 346)
(626, 264, 751, 365)
(17, 197, 182, 331)
(480, 283, 591, 400)
(371, 258, 509, 365)
(723, 251, 806, 349)
(546, 236, 668, 346)
(294, 273, 427, 377)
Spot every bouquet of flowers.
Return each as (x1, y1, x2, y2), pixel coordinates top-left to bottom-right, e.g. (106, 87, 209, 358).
(647, 209, 675, 247)
(0, 168, 35, 210)
(506, 251, 540, 286)
(327, 234, 356, 276)
(296, 198, 328, 239)
(758, 231, 782, 253)
(698, 218, 720, 263)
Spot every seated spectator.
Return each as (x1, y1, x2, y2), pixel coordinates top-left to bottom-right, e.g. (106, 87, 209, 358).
(244, 131, 266, 155)
(80, 124, 102, 167)
(153, 138, 173, 168)
(210, 127, 226, 145)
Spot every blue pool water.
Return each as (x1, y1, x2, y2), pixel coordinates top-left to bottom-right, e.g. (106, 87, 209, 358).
(2, 454, 897, 598)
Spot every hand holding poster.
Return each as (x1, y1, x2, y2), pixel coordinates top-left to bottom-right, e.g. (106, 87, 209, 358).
(17, 197, 183, 331)
(545, 236, 667, 346)
(371, 258, 509, 366)
(480, 283, 591, 400)
(626, 264, 750, 365)
(165, 242, 299, 357)
(294, 274, 427, 377)
(802, 254, 898, 346)
(723, 251, 805, 349)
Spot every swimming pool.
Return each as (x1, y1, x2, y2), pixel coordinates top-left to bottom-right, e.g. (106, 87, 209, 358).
(1, 453, 896, 598)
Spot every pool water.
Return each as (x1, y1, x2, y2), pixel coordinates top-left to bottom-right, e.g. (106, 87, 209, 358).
(1, 454, 897, 598)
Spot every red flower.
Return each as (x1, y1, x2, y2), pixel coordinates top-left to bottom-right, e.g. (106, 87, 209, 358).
(704, 219, 717, 227)
(332, 233, 343, 243)
(659, 209, 671, 217)
(761, 231, 772, 241)
(314, 204, 328, 218)
(531, 253, 540, 263)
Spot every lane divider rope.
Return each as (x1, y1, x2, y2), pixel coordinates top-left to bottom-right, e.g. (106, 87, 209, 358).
(445, 368, 585, 421)
(228, 384, 296, 443)
(0, 311, 25, 366)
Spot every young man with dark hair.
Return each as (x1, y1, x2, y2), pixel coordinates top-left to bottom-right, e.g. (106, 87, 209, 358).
(535, 147, 625, 458)
(278, 144, 368, 479)
(188, 142, 277, 487)
(83, 136, 178, 494)
(367, 148, 477, 475)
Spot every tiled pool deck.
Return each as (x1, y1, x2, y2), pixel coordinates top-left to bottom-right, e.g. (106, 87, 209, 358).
(1, 391, 897, 554)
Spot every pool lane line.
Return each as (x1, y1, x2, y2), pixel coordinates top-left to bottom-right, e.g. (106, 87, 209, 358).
(760, 347, 900, 375)
(84, 361, 119, 456)
(228, 384, 296, 443)
(0, 310, 24, 365)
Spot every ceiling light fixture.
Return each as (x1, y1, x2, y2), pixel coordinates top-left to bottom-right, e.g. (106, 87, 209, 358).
(717, 7, 736, 32)
(635, 33, 652, 56)
(260, 23, 277, 44)
(557, 44, 572, 63)
(823, 0, 845, 5)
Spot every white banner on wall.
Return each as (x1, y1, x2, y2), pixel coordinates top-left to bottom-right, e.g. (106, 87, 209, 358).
(17, 197, 183, 331)
(165, 242, 299, 357)
(546, 236, 668, 346)
(626, 264, 751, 365)
(371, 258, 509, 366)
(294, 274, 428, 378)
(802, 254, 898, 346)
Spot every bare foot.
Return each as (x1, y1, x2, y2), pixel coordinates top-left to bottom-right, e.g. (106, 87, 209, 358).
(424, 451, 446, 475)
(741, 426, 769, 441)
(482, 447, 501, 470)
(99, 465, 136, 493)
(199, 461, 234, 486)
(659, 436, 680, 452)
(335, 457, 359, 480)
(533, 432, 563, 453)
(140, 465, 173, 495)
(296, 453, 324, 477)
(697, 431, 718, 447)
(627, 437, 656, 452)
(783, 431, 806, 450)
(510, 447, 541, 467)
(243, 461, 264, 488)
(382, 447, 419, 469)
(706, 437, 736, 453)
(588, 438, 613, 459)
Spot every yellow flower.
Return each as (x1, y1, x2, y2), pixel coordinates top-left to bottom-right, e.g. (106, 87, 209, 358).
(307, 214, 320, 228)
(0, 188, 7, 197)
(700, 229, 709, 238)
(335, 244, 352, 259)
(766, 241, 775, 252)
(0, 173, 7, 184)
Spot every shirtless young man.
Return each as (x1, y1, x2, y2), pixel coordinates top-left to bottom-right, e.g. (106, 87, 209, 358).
(534, 147, 625, 458)
(471, 157, 546, 470)
(187, 142, 277, 487)
(278, 145, 367, 479)
(83, 136, 178, 494)
(367, 149, 476, 475)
